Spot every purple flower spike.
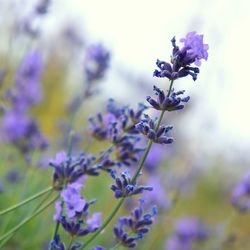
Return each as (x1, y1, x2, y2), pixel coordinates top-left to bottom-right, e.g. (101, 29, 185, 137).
(231, 171, 250, 213)
(84, 44, 110, 83)
(113, 200, 157, 248)
(154, 32, 208, 81)
(166, 217, 209, 250)
(14, 50, 44, 110)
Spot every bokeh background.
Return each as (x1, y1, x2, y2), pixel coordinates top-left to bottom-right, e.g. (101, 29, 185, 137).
(0, 0, 250, 249)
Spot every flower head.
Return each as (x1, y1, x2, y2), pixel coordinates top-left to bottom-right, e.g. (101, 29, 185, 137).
(179, 32, 209, 66)
(87, 212, 102, 232)
(61, 183, 86, 219)
(154, 32, 208, 81)
(113, 200, 157, 248)
(231, 171, 250, 212)
(110, 171, 153, 199)
(136, 115, 174, 144)
(166, 217, 210, 250)
(147, 86, 190, 111)
(84, 44, 110, 83)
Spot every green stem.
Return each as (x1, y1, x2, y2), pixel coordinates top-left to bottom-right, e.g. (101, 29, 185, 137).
(80, 198, 125, 249)
(0, 189, 54, 248)
(0, 186, 53, 216)
(0, 234, 13, 249)
(80, 80, 175, 249)
(0, 195, 59, 242)
(67, 236, 75, 250)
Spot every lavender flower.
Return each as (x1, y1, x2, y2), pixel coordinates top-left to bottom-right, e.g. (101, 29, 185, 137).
(136, 115, 174, 144)
(110, 172, 153, 199)
(50, 152, 101, 190)
(61, 183, 86, 219)
(179, 32, 209, 66)
(14, 50, 43, 110)
(166, 217, 209, 250)
(60, 216, 90, 237)
(144, 144, 164, 172)
(84, 44, 110, 83)
(154, 32, 208, 81)
(92, 246, 105, 250)
(86, 212, 102, 232)
(143, 175, 172, 210)
(5, 169, 22, 183)
(231, 171, 250, 212)
(2, 111, 47, 152)
(147, 86, 190, 111)
(114, 137, 145, 166)
(35, 0, 51, 15)
(113, 200, 157, 248)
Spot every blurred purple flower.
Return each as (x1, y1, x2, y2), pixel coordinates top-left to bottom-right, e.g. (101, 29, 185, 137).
(166, 217, 209, 250)
(166, 236, 191, 250)
(5, 169, 22, 183)
(50, 151, 68, 165)
(92, 246, 105, 250)
(87, 212, 102, 232)
(144, 144, 164, 172)
(2, 111, 47, 152)
(174, 217, 208, 241)
(84, 44, 110, 83)
(231, 171, 250, 212)
(53, 201, 62, 221)
(2, 112, 32, 141)
(143, 175, 172, 210)
(14, 50, 43, 110)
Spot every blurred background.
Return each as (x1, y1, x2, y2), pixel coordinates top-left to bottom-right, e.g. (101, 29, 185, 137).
(0, 0, 250, 249)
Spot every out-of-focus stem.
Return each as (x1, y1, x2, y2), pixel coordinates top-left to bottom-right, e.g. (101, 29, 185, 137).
(0, 186, 53, 216)
(0, 195, 59, 242)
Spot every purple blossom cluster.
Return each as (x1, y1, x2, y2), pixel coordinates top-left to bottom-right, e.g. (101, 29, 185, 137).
(231, 171, 250, 212)
(110, 171, 153, 199)
(114, 200, 157, 248)
(84, 44, 110, 84)
(154, 32, 208, 81)
(1, 50, 47, 154)
(51, 181, 102, 249)
(166, 217, 210, 250)
(0, 28, 210, 250)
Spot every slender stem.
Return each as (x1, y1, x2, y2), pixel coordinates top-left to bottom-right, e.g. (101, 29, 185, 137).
(0, 186, 53, 216)
(0, 233, 13, 249)
(80, 80, 175, 249)
(67, 236, 75, 250)
(0, 195, 59, 242)
(0, 190, 54, 248)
